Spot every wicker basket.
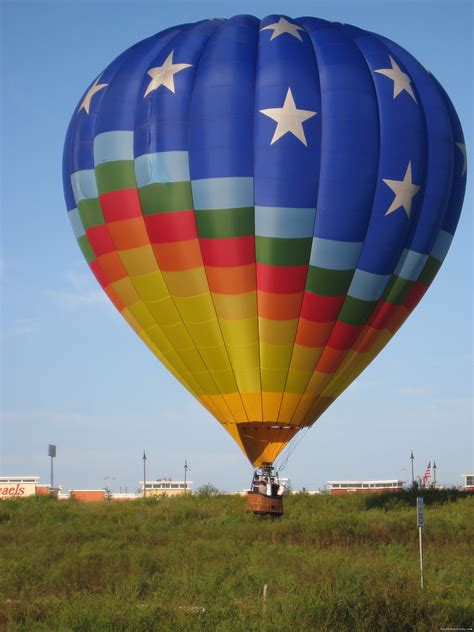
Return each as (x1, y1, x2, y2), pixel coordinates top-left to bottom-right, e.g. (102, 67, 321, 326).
(246, 491, 283, 516)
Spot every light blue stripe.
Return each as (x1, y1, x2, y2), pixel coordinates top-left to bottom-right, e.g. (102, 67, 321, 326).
(394, 249, 428, 281)
(310, 238, 363, 270)
(431, 230, 453, 262)
(255, 206, 315, 238)
(348, 269, 391, 301)
(94, 131, 134, 164)
(71, 170, 98, 203)
(135, 151, 190, 187)
(191, 177, 254, 210)
(68, 208, 85, 238)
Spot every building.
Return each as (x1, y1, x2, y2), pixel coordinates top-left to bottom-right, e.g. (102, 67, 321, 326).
(139, 479, 193, 497)
(461, 474, 474, 491)
(69, 489, 106, 502)
(328, 480, 405, 494)
(0, 476, 39, 498)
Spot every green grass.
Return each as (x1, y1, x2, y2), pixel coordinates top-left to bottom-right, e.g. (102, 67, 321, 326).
(0, 493, 472, 631)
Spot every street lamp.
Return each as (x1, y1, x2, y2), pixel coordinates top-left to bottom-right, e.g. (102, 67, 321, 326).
(104, 476, 116, 494)
(143, 451, 147, 498)
(48, 445, 56, 488)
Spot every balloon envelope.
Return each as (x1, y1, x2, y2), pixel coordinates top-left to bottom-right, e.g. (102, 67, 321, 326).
(63, 16, 466, 466)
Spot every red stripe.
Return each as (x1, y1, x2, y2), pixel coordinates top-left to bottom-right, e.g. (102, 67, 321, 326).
(404, 281, 427, 311)
(99, 189, 142, 222)
(86, 225, 115, 256)
(369, 301, 408, 333)
(326, 321, 363, 350)
(256, 263, 307, 293)
(200, 236, 255, 267)
(300, 293, 346, 322)
(144, 210, 197, 243)
(89, 260, 110, 289)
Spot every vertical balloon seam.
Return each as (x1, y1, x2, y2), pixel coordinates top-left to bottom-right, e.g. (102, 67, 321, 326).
(313, 28, 444, 411)
(272, 16, 325, 453)
(252, 17, 264, 425)
(307, 27, 429, 419)
(132, 21, 240, 423)
(184, 18, 254, 427)
(286, 20, 383, 429)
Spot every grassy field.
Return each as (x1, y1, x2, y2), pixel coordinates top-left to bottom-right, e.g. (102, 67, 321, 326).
(0, 491, 472, 631)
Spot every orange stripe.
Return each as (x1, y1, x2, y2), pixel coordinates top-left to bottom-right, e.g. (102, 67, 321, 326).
(107, 217, 150, 250)
(152, 239, 203, 271)
(295, 319, 333, 348)
(258, 291, 303, 320)
(206, 264, 256, 294)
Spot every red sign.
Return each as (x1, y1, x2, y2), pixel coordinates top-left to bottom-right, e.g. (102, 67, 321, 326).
(0, 484, 26, 498)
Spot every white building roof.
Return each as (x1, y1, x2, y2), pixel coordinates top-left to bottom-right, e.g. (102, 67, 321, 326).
(0, 476, 40, 483)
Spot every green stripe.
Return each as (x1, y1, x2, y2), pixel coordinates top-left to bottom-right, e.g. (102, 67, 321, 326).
(306, 266, 353, 296)
(78, 198, 104, 229)
(339, 296, 376, 326)
(78, 235, 96, 264)
(195, 207, 254, 238)
(139, 182, 193, 214)
(383, 276, 413, 305)
(95, 161, 136, 194)
(418, 256, 441, 287)
(255, 236, 312, 266)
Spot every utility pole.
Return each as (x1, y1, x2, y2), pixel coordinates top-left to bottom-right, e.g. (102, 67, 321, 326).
(184, 460, 189, 495)
(48, 445, 56, 488)
(433, 460, 437, 488)
(143, 451, 147, 498)
(410, 450, 415, 487)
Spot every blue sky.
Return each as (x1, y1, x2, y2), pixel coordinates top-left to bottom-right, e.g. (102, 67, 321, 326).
(1, 0, 472, 493)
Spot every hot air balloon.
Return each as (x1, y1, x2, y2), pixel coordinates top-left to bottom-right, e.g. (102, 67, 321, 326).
(63, 15, 466, 514)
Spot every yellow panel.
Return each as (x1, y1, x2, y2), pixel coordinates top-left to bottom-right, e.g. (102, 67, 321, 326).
(119, 245, 158, 276)
(145, 296, 181, 327)
(222, 393, 248, 421)
(127, 302, 157, 330)
(234, 368, 261, 394)
(174, 292, 216, 323)
(132, 270, 169, 302)
(213, 292, 257, 320)
(193, 370, 222, 395)
(259, 318, 298, 345)
(285, 368, 312, 394)
(122, 307, 141, 334)
(210, 369, 238, 394)
(260, 343, 293, 370)
(305, 370, 333, 398)
(186, 319, 223, 348)
(199, 345, 232, 372)
(240, 392, 263, 422)
(262, 392, 283, 422)
(162, 267, 209, 297)
(220, 317, 258, 346)
(227, 343, 260, 370)
(291, 392, 318, 425)
(278, 392, 303, 423)
(261, 369, 288, 392)
(199, 394, 223, 422)
(112, 277, 140, 306)
(161, 321, 195, 351)
(179, 347, 209, 374)
(290, 345, 323, 372)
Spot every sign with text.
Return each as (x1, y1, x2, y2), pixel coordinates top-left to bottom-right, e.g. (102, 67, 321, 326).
(417, 497, 425, 528)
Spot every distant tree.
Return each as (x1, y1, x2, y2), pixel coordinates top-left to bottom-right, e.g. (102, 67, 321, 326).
(195, 483, 220, 496)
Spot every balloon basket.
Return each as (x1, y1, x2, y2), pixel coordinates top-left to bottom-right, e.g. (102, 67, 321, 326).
(246, 463, 284, 517)
(246, 491, 283, 517)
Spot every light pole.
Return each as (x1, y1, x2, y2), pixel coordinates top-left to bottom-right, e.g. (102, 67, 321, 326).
(184, 460, 189, 495)
(48, 445, 56, 488)
(433, 460, 437, 488)
(143, 451, 147, 498)
(410, 451, 415, 487)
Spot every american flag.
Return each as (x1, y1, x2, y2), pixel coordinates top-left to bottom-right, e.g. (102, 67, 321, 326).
(423, 461, 432, 485)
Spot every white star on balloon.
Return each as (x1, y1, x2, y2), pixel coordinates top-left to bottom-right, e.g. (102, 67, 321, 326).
(375, 56, 417, 103)
(260, 17, 305, 41)
(383, 161, 421, 218)
(456, 142, 467, 176)
(79, 76, 108, 114)
(144, 51, 192, 96)
(259, 88, 317, 146)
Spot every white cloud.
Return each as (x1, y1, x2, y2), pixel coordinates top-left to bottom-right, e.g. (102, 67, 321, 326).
(46, 269, 107, 308)
(3, 317, 38, 337)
